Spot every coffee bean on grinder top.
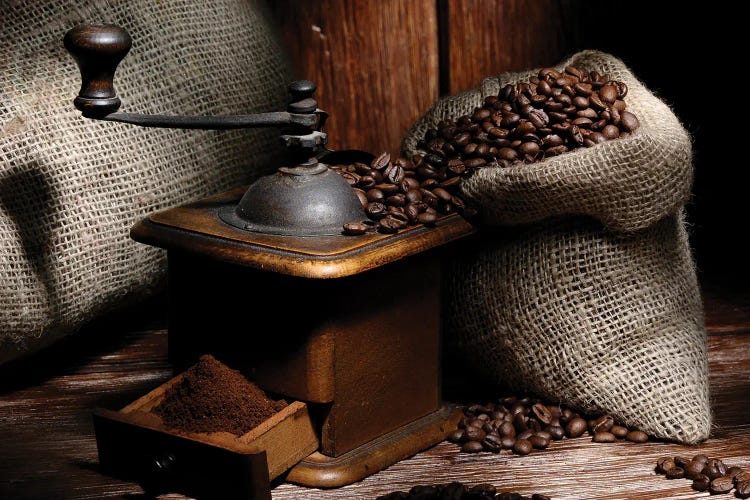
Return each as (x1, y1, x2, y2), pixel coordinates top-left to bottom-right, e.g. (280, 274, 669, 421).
(338, 65, 640, 235)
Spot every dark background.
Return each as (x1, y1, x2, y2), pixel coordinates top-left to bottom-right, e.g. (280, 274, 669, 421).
(580, 2, 745, 286)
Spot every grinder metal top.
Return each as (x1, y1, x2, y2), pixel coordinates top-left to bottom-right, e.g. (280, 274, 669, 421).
(64, 24, 367, 237)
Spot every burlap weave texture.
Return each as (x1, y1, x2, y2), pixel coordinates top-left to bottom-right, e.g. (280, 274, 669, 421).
(1, 0, 290, 363)
(403, 51, 710, 444)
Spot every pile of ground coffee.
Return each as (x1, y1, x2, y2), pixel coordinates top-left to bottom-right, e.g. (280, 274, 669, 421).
(153, 354, 287, 435)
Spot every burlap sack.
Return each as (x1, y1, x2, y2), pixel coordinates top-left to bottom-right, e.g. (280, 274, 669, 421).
(403, 51, 710, 444)
(0, 0, 290, 363)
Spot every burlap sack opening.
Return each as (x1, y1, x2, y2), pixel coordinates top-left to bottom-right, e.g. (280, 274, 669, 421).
(0, 0, 290, 364)
(403, 51, 711, 444)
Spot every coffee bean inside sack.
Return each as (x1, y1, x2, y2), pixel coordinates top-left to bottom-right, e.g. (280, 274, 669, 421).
(336, 65, 640, 235)
(656, 455, 750, 498)
(447, 396, 649, 456)
(376, 481, 551, 500)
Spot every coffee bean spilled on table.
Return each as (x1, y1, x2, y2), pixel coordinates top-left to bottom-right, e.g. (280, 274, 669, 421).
(448, 396, 649, 456)
(656, 455, 750, 497)
(376, 482, 551, 500)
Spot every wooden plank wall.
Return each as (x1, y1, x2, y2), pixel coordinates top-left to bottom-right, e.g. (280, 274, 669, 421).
(270, 0, 583, 155)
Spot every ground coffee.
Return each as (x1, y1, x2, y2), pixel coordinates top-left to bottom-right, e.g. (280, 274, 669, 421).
(154, 354, 287, 435)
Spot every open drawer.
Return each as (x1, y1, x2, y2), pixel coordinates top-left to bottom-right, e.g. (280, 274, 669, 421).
(93, 373, 319, 499)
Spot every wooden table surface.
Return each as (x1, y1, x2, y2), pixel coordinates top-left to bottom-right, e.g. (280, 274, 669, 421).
(1, 281, 748, 500)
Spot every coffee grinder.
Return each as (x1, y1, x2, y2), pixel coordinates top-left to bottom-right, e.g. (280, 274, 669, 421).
(65, 24, 476, 498)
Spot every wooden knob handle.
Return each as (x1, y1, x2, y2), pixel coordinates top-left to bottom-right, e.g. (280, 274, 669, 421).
(287, 80, 318, 114)
(64, 24, 132, 117)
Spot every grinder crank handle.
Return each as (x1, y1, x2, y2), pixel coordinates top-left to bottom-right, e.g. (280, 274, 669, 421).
(64, 24, 131, 117)
(63, 24, 326, 134)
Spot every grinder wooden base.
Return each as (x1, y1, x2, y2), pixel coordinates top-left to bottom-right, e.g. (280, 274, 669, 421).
(125, 187, 477, 494)
(287, 404, 462, 488)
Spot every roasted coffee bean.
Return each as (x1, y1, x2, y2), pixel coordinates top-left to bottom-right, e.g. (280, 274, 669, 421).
(365, 202, 387, 219)
(600, 84, 618, 104)
(608, 104, 621, 126)
(446, 429, 464, 443)
(342, 222, 367, 236)
(371, 152, 390, 171)
(482, 433, 503, 452)
(400, 177, 420, 192)
(625, 430, 648, 443)
(735, 471, 750, 484)
(385, 194, 406, 207)
(387, 212, 408, 228)
(545, 145, 568, 156)
(461, 440, 484, 453)
(464, 157, 487, 168)
(541, 134, 564, 148)
(666, 467, 685, 480)
(577, 107, 598, 119)
(657, 457, 676, 474)
(341, 172, 359, 185)
(417, 212, 437, 226)
(593, 431, 616, 443)
(706, 458, 728, 477)
(674, 456, 691, 468)
(519, 142, 541, 158)
(377, 217, 401, 234)
(517, 429, 534, 441)
(683, 460, 705, 480)
(529, 434, 549, 449)
(358, 175, 376, 188)
(566, 417, 587, 438)
(610, 425, 628, 438)
(620, 111, 640, 132)
(692, 474, 711, 492)
(710, 475, 734, 494)
(432, 187, 452, 203)
(353, 188, 368, 207)
(547, 425, 565, 440)
(613, 80, 628, 98)
(528, 109, 549, 128)
(727, 467, 745, 479)
(588, 132, 607, 144)
(602, 124, 620, 139)
(464, 425, 486, 442)
(404, 189, 422, 204)
(737, 480, 750, 499)
(374, 183, 399, 195)
(574, 82, 593, 96)
(384, 164, 405, 184)
(684, 460, 706, 479)
(703, 464, 724, 481)
(692, 454, 709, 464)
(592, 415, 614, 433)
(531, 403, 553, 425)
(513, 438, 532, 455)
(535, 430, 552, 441)
(499, 421, 516, 436)
(469, 484, 497, 496)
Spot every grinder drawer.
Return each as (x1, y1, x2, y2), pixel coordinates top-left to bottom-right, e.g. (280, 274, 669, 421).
(93, 372, 318, 499)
